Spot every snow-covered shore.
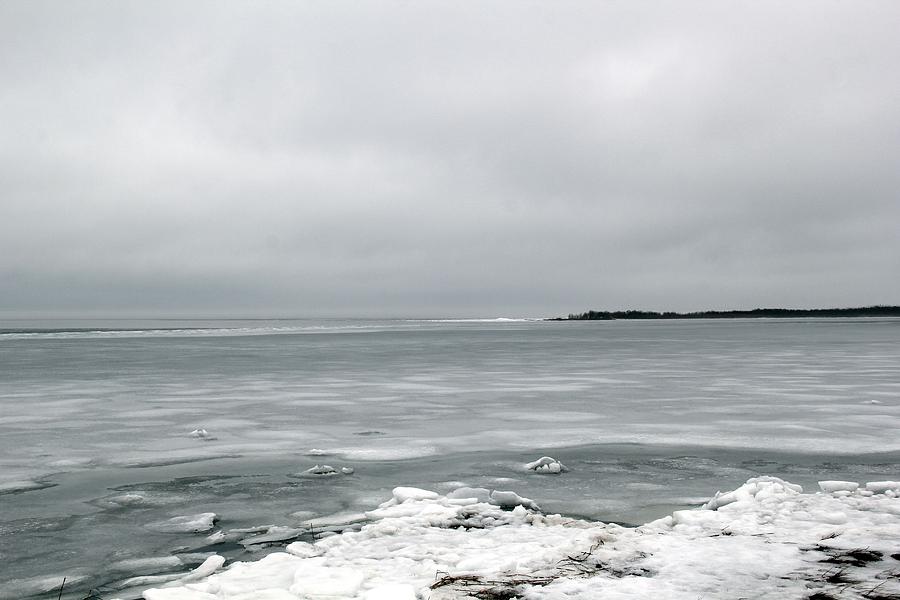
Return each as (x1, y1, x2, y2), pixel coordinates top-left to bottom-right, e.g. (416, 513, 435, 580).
(140, 477, 900, 600)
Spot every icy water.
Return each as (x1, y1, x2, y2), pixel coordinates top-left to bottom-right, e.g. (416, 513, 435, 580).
(1, 318, 899, 599)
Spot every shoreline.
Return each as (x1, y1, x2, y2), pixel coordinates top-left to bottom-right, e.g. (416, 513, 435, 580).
(552, 305, 900, 321)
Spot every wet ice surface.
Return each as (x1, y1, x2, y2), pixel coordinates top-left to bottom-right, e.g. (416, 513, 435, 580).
(1, 318, 899, 598)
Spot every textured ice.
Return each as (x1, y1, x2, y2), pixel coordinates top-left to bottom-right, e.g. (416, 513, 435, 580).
(142, 477, 900, 600)
(239, 526, 305, 547)
(865, 480, 900, 493)
(0, 479, 54, 494)
(145, 513, 218, 533)
(818, 480, 859, 493)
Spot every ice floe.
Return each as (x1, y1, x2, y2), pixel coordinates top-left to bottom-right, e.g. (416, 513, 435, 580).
(525, 455, 569, 474)
(142, 477, 900, 600)
(145, 513, 218, 533)
(818, 480, 859, 493)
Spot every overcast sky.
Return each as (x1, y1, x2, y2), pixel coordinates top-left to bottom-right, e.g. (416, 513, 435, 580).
(1, 1, 898, 318)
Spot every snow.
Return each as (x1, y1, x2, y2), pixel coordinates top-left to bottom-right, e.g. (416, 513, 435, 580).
(142, 477, 900, 600)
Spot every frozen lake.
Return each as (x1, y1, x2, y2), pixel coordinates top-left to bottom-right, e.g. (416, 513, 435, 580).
(1, 318, 899, 598)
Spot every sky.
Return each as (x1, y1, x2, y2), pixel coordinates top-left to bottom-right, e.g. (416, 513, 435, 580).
(1, 1, 899, 318)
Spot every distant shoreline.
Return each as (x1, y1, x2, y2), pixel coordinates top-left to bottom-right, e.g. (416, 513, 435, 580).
(551, 306, 900, 321)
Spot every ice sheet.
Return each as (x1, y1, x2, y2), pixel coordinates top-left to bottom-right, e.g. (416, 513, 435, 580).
(142, 478, 900, 600)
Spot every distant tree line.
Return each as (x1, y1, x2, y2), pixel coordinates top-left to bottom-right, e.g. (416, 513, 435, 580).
(554, 306, 900, 321)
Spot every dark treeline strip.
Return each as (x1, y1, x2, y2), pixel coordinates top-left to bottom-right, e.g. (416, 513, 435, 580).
(556, 306, 900, 321)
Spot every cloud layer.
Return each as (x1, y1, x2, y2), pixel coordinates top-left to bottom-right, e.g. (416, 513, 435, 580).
(2, 1, 899, 317)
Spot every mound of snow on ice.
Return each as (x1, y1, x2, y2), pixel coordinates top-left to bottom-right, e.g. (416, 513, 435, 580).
(143, 477, 900, 600)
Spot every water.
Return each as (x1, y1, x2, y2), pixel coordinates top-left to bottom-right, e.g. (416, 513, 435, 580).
(1, 318, 899, 598)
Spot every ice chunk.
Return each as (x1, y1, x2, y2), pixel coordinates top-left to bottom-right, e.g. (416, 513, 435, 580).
(341, 466, 354, 475)
(818, 480, 859, 493)
(447, 486, 492, 503)
(392, 487, 439, 503)
(524, 456, 569, 474)
(179, 555, 225, 582)
(865, 481, 900, 494)
(300, 464, 339, 477)
(490, 490, 540, 511)
(0, 574, 88, 598)
(239, 526, 304, 547)
(285, 541, 321, 558)
(146, 513, 218, 533)
(0, 479, 54, 494)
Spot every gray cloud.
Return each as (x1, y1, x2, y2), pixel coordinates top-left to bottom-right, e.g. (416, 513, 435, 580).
(2, 1, 899, 317)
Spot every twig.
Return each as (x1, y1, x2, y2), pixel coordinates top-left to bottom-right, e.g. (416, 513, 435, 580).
(57, 577, 66, 600)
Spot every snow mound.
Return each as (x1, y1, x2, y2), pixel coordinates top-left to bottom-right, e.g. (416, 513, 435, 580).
(142, 477, 900, 600)
(525, 456, 569, 474)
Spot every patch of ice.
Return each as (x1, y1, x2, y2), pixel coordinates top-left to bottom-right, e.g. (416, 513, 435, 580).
(179, 555, 225, 582)
(865, 480, 900, 494)
(285, 541, 321, 558)
(447, 486, 492, 504)
(141, 477, 900, 600)
(109, 556, 183, 575)
(239, 526, 305, 547)
(105, 493, 147, 507)
(392, 487, 439, 503)
(0, 479, 54, 494)
(0, 574, 87, 600)
(490, 489, 540, 510)
(818, 480, 859, 493)
(146, 513, 218, 533)
(341, 466, 354, 474)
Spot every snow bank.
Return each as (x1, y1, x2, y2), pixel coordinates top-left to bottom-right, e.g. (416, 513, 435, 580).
(143, 478, 900, 600)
